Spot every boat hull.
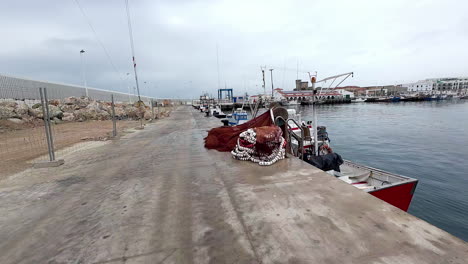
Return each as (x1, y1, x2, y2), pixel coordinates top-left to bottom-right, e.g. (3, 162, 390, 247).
(368, 181, 418, 211)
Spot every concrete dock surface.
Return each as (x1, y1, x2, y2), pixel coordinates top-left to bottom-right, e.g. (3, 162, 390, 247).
(0, 106, 467, 263)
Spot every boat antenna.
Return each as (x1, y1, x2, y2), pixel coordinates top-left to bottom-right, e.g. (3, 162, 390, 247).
(125, 0, 141, 102)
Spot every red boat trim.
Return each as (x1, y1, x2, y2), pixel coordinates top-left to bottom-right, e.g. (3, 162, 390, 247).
(367, 178, 418, 191)
(289, 126, 312, 131)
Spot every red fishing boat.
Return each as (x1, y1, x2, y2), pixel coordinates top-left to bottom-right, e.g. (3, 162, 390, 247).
(286, 110, 418, 212)
(330, 160, 418, 211)
(280, 72, 419, 212)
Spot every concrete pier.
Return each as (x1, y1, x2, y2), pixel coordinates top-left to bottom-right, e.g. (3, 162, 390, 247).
(0, 106, 466, 263)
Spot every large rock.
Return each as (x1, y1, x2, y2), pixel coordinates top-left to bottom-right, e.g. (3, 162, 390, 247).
(60, 104, 79, 113)
(100, 103, 111, 114)
(97, 111, 110, 120)
(14, 103, 29, 117)
(86, 101, 104, 111)
(7, 118, 24, 124)
(74, 109, 91, 121)
(48, 105, 63, 119)
(29, 105, 62, 119)
(0, 106, 18, 119)
(86, 101, 110, 120)
(0, 101, 17, 108)
(124, 106, 139, 118)
(114, 107, 126, 118)
(77, 97, 91, 108)
(63, 96, 90, 108)
(32, 103, 42, 109)
(144, 111, 153, 120)
(63, 97, 79, 105)
(74, 106, 110, 121)
(29, 108, 43, 119)
(62, 112, 75, 122)
(48, 99, 60, 106)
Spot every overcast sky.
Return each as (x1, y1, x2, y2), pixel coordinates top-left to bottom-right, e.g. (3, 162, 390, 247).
(1, 0, 467, 98)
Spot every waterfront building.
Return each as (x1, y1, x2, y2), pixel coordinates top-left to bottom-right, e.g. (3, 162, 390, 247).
(403, 77, 468, 94)
(404, 81, 433, 92)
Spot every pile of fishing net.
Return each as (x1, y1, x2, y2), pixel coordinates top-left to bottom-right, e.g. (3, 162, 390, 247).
(204, 110, 273, 152)
(231, 126, 286, 166)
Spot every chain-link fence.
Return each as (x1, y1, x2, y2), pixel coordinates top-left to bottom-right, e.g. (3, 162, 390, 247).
(0, 75, 177, 179)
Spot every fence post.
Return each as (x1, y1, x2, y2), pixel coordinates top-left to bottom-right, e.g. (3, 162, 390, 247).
(35, 88, 64, 168)
(157, 101, 160, 119)
(39, 87, 54, 161)
(43, 88, 56, 161)
(111, 94, 117, 137)
(151, 99, 154, 120)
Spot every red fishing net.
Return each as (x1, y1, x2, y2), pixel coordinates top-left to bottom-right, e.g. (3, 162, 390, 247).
(231, 126, 286, 166)
(204, 110, 273, 152)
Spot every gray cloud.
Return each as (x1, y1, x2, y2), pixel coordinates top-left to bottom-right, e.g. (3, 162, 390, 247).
(1, 0, 467, 98)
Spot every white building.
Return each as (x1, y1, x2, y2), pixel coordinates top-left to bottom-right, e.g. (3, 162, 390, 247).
(428, 77, 468, 92)
(333, 89, 355, 99)
(405, 81, 432, 92)
(403, 77, 468, 94)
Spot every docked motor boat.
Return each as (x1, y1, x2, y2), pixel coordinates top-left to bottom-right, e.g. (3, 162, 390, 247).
(272, 107, 418, 212)
(228, 108, 248, 126)
(284, 109, 324, 152)
(326, 160, 418, 211)
(352, 97, 366, 103)
(209, 106, 227, 118)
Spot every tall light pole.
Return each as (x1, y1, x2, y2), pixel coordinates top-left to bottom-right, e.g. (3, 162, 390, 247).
(80, 49, 88, 97)
(269, 68, 274, 97)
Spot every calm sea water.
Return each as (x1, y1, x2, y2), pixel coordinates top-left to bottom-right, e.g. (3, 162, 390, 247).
(294, 100, 468, 242)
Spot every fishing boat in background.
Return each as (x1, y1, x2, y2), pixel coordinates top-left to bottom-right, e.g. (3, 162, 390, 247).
(352, 97, 366, 103)
(209, 105, 227, 118)
(228, 108, 248, 126)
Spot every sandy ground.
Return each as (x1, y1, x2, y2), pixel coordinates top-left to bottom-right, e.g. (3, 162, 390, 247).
(0, 120, 144, 178)
(0, 107, 173, 178)
(0, 106, 466, 264)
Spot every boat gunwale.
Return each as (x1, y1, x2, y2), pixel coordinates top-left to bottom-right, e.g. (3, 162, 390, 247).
(342, 160, 418, 192)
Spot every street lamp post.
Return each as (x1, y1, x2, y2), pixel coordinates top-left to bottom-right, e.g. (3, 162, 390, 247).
(80, 49, 88, 97)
